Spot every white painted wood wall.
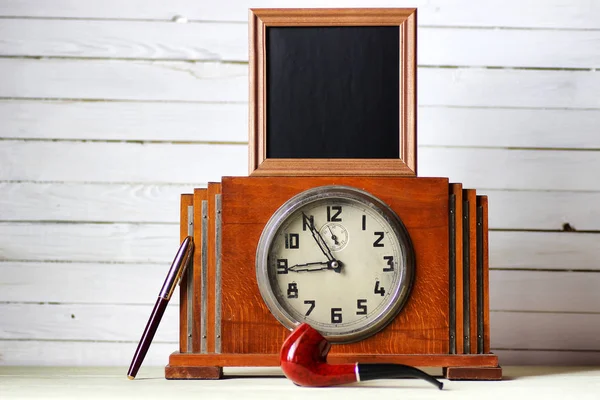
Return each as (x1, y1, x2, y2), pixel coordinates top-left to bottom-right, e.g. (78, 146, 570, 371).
(1, 0, 599, 367)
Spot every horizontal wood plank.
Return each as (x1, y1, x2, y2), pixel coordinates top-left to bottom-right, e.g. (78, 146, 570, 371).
(485, 189, 600, 231)
(0, 100, 248, 142)
(1, 0, 599, 29)
(0, 342, 598, 367)
(3, 226, 600, 271)
(0, 303, 178, 343)
(3, 59, 600, 108)
(2, 263, 598, 312)
(490, 231, 600, 270)
(6, 101, 600, 151)
(0, 59, 247, 102)
(419, 107, 600, 149)
(420, 147, 600, 192)
(0, 340, 175, 366)
(0, 223, 178, 263)
(0, 19, 248, 62)
(494, 350, 600, 367)
(0, 182, 188, 223)
(5, 183, 600, 231)
(0, 141, 248, 184)
(1, 303, 597, 360)
(492, 312, 600, 351)
(2, 19, 600, 69)
(4, 141, 600, 192)
(0, 262, 182, 304)
(490, 270, 600, 313)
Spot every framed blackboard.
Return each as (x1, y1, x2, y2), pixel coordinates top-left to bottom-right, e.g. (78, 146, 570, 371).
(249, 8, 417, 176)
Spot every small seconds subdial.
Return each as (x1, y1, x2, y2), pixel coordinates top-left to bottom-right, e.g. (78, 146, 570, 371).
(320, 222, 349, 252)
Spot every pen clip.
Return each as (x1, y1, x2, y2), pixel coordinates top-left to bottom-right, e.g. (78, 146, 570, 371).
(159, 236, 194, 300)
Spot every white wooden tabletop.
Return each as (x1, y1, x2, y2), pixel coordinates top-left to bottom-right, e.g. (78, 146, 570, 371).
(1, 366, 599, 400)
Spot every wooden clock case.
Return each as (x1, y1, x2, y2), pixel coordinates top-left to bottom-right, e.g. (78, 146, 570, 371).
(164, 7, 500, 381)
(165, 176, 501, 380)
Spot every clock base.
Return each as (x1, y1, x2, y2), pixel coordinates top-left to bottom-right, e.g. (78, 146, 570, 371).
(165, 352, 501, 381)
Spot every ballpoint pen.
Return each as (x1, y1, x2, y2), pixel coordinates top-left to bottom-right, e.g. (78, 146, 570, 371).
(127, 236, 194, 379)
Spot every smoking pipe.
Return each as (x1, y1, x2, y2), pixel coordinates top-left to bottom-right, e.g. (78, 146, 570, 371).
(280, 323, 443, 389)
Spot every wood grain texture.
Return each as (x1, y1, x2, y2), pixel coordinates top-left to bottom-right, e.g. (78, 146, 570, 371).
(0, 303, 178, 342)
(179, 194, 193, 353)
(4, 183, 600, 232)
(5, 103, 600, 149)
(444, 366, 502, 381)
(463, 189, 477, 354)
(419, 108, 600, 150)
(478, 196, 490, 354)
(490, 270, 600, 313)
(450, 184, 464, 354)
(8, 141, 600, 191)
(0, 341, 176, 366)
(192, 189, 208, 354)
(4, 60, 600, 108)
(0, 100, 247, 142)
(0, 262, 184, 304)
(492, 312, 600, 351)
(0, 141, 248, 184)
(2, 223, 599, 270)
(3, 304, 598, 356)
(167, 352, 499, 368)
(2, 19, 599, 68)
(219, 176, 450, 357)
(248, 8, 416, 176)
(0, 182, 189, 223)
(206, 184, 222, 353)
(0, 222, 178, 263)
(1, 0, 598, 29)
(1, 0, 598, 369)
(0, 19, 247, 61)
(419, 147, 600, 192)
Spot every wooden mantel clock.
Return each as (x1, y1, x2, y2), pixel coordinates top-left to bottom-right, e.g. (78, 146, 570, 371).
(165, 8, 502, 381)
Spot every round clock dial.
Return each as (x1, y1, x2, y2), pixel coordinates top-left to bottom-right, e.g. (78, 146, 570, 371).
(256, 185, 415, 343)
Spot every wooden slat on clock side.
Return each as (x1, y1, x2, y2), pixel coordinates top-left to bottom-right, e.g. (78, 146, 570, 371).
(192, 189, 207, 353)
(478, 195, 491, 354)
(178, 193, 193, 353)
(166, 352, 499, 368)
(464, 189, 478, 354)
(206, 183, 221, 354)
(450, 184, 464, 355)
(219, 176, 450, 356)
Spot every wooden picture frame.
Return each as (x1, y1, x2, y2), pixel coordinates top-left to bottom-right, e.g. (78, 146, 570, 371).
(248, 8, 417, 176)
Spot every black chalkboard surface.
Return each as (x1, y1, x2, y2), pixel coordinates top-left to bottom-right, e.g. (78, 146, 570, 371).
(266, 26, 400, 159)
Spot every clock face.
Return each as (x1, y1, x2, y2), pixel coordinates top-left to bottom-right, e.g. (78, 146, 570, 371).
(256, 186, 414, 343)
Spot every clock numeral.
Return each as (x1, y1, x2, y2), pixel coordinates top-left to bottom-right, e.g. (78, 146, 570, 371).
(362, 215, 367, 231)
(374, 281, 385, 296)
(287, 282, 298, 299)
(302, 214, 314, 231)
(304, 300, 316, 316)
(373, 231, 385, 247)
(327, 206, 342, 222)
(356, 299, 368, 315)
(383, 255, 394, 272)
(285, 233, 300, 249)
(331, 308, 343, 324)
(276, 259, 288, 274)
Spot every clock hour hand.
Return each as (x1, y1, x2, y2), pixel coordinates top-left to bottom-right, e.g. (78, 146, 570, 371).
(289, 260, 341, 273)
(301, 212, 338, 265)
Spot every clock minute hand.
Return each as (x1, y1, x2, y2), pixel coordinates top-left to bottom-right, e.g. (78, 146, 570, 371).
(302, 212, 334, 261)
(301, 212, 341, 273)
